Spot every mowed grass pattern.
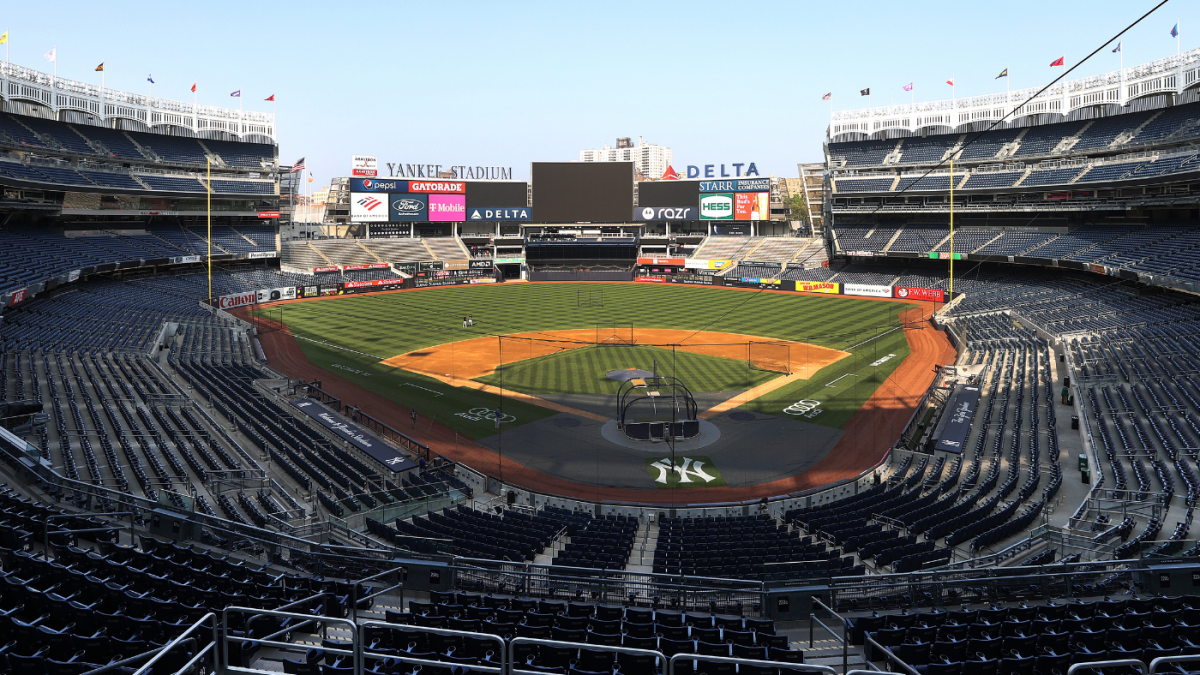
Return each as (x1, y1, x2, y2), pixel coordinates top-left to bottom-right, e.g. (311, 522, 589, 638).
(264, 284, 916, 437)
(478, 344, 777, 395)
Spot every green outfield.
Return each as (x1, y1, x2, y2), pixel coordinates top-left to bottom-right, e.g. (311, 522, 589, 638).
(260, 283, 915, 438)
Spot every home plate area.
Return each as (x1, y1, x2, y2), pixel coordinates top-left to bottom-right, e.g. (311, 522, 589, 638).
(473, 409, 843, 490)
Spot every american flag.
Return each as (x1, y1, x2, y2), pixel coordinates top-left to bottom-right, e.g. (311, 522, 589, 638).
(291, 157, 305, 173)
(821, 92, 831, 101)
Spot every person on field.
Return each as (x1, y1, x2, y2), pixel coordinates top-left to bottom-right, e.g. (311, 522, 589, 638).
(468, 315, 474, 327)
(411, 409, 418, 428)
(462, 316, 467, 328)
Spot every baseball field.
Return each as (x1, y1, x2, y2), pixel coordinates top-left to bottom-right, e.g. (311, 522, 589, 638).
(251, 282, 918, 438)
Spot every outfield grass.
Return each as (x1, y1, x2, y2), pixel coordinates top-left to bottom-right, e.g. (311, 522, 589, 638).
(261, 283, 916, 437)
(477, 344, 778, 395)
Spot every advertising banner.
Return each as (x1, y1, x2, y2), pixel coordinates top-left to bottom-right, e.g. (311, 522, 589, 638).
(350, 178, 407, 192)
(442, 261, 469, 270)
(637, 257, 686, 266)
(408, 181, 466, 194)
(313, 265, 340, 273)
(699, 193, 734, 220)
(734, 192, 769, 220)
(7, 288, 28, 307)
(795, 281, 841, 294)
(665, 276, 716, 286)
(257, 211, 281, 219)
(709, 259, 732, 269)
(934, 385, 982, 454)
(635, 277, 667, 283)
(894, 286, 945, 302)
(343, 278, 408, 289)
(352, 155, 378, 177)
(684, 258, 708, 269)
(256, 286, 297, 303)
(420, 261, 444, 271)
(343, 263, 390, 271)
(351, 193, 388, 222)
(699, 178, 771, 192)
(301, 285, 319, 298)
(319, 285, 341, 296)
(218, 292, 257, 310)
(634, 206, 698, 221)
(843, 283, 893, 297)
(469, 277, 497, 284)
(712, 224, 750, 235)
(495, 257, 525, 264)
(247, 251, 278, 259)
(291, 399, 416, 471)
(467, 207, 532, 221)
(172, 255, 202, 264)
(428, 194, 466, 221)
(389, 193, 429, 221)
(68, 270, 80, 282)
(846, 251, 876, 258)
(930, 252, 964, 260)
(469, 259, 494, 270)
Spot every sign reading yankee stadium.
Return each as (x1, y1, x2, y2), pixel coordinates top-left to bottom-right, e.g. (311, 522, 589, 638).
(386, 163, 513, 180)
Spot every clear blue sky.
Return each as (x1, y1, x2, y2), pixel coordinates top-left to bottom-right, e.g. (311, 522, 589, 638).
(1, 0, 1188, 188)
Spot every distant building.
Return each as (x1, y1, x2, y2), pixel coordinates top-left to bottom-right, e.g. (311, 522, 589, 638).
(786, 163, 828, 233)
(580, 136, 673, 181)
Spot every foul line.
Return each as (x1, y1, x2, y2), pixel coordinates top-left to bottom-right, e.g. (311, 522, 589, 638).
(289, 333, 386, 361)
(845, 325, 903, 351)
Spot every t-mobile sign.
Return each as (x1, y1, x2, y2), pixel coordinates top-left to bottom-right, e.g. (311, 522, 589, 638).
(428, 194, 466, 221)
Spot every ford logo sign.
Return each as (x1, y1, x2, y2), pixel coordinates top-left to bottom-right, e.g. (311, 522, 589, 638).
(393, 198, 426, 212)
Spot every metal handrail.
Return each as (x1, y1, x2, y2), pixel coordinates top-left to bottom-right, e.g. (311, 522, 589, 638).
(810, 594, 849, 674)
(132, 612, 218, 675)
(1149, 655, 1200, 674)
(360, 620, 506, 673)
(223, 606, 361, 675)
(864, 634, 920, 675)
(1067, 659, 1147, 675)
(668, 653, 836, 675)
(512, 637, 667, 675)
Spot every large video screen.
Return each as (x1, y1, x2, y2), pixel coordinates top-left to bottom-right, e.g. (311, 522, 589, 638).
(638, 180, 699, 207)
(466, 181, 528, 208)
(532, 162, 633, 223)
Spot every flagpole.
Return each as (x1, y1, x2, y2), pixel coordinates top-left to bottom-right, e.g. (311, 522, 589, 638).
(207, 156, 212, 303)
(1179, 19, 1182, 56)
(1005, 66, 1010, 114)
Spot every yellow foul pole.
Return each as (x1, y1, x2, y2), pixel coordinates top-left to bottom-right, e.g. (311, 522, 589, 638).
(207, 156, 212, 303)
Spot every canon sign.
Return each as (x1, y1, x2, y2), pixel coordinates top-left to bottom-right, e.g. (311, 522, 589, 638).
(219, 292, 257, 310)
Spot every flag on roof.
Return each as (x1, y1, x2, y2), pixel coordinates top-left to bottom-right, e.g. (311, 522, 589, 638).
(147, 73, 154, 84)
(0, 32, 8, 46)
(265, 94, 275, 101)
(996, 68, 1008, 79)
(95, 63, 104, 72)
(860, 88, 870, 96)
(1112, 42, 1122, 53)
(946, 77, 954, 86)
(1050, 56, 1065, 67)
(821, 92, 831, 101)
(660, 165, 679, 180)
(1172, 23, 1179, 38)
(903, 82, 913, 92)
(44, 48, 55, 63)
(230, 90, 241, 97)
(191, 83, 196, 93)
(291, 157, 305, 173)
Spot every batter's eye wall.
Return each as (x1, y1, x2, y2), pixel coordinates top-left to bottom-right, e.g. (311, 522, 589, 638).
(465, 181, 529, 209)
(638, 180, 700, 207)
(532, 162, 634, 223)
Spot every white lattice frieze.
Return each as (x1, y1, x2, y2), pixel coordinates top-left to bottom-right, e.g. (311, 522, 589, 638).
(830, 48, 1200, 141)
(0, 60, 273, 141)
